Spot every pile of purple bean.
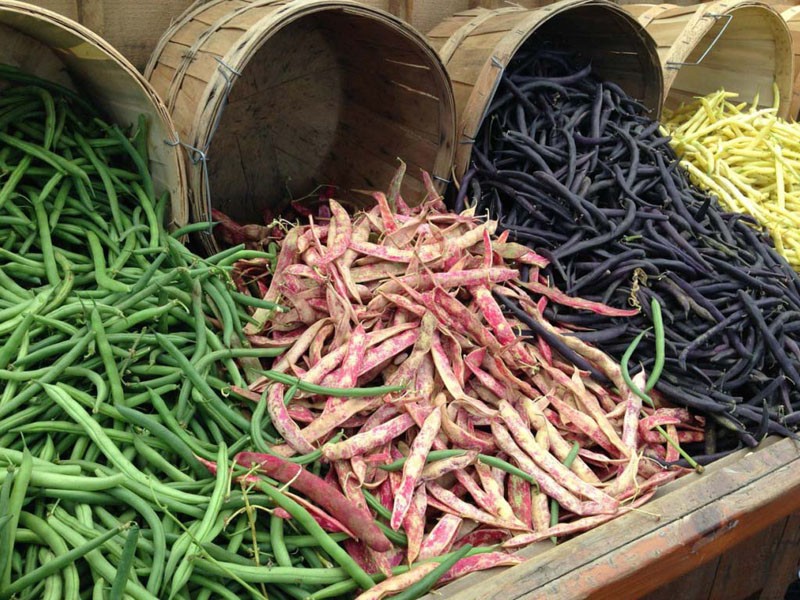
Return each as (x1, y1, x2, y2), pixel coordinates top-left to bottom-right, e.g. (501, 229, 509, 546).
(456, 46, 800, 458)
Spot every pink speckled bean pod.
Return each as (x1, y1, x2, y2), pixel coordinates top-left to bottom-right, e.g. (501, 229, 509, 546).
(390, 408, 442, 530)
(420, 451, 478, 482)
(323, 414, 416, 461)
(439, 552, 524, 584)
(418, 514, 463, 561)
(403, 487, 428, 564)
(506, 473, 533, 530)
(354, 563, 438, 600)
(498, 401, 618, 512)
(425, 482, 529, 531)
(266, 383, 316, 455)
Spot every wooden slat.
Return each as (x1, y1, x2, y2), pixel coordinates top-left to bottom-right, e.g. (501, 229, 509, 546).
(627, 1, 793, 118)
(707, 520, 787, 598)
(759, 512, 800, 600)
(641, 557, 721, 600)
(646, 18, 690, 46)
(430, 0, 663, 178)
(336, 99, 441, 176)
(0, 1, 187, 225)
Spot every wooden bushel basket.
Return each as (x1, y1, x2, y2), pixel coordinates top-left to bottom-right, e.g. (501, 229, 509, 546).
(0, 0, 187, 227)
(146, 0, 457, 254)
(427, 0, 663, 180)
(624, 1, 794, 118)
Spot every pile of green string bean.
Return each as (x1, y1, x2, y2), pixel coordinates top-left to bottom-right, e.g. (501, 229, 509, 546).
(0, 66, 451, 600)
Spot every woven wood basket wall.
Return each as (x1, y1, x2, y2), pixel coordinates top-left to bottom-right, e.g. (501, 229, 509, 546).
(15, 0, 195, 70)
(427, 0, 664, 179)
(0, 0, 187, 227)
(624, 1, 794, 117)
(361, 0, 471, 34)
(146, 0, 457, 253)
(777, 5, 800, 119)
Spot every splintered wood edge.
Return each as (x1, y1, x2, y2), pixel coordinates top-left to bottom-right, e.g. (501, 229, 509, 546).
(426, 437, 800, 600)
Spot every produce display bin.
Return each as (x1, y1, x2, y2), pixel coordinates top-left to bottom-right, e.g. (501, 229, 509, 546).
(146, 0, 456, 254)
(0, 0, 187, 227)
(623, 1, 793, 117)
(429, 438, 800, 599)
(427, 0, 663, 178)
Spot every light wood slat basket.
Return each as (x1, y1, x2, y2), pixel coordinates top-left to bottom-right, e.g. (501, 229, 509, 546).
(0, 1, 187, 228)
(14, 0, 196, 70)
(624, 1, 794, 118)
(427, 0, 663, 180)
(145, 0, 457, 254)
(777, 5, 800, 120)
(359, 1, 473, 36)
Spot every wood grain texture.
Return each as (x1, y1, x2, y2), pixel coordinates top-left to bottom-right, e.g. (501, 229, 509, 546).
(640, 557, 721, 600)
(758, 512, 800, 600)
(706, 520, 788, 598)
(777, 6, 800, 120)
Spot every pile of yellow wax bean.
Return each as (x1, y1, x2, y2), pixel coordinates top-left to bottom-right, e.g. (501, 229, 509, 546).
(664, 86, 800, 270)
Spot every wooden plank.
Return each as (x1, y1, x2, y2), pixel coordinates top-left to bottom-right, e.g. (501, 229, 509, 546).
(641, 557, 721, 600)
(759, 512, 800, 600)
(642, 513, 800, 600)
(432, 438, 800, 599)
(341, 65, 446, 143)
(707, 520, 787, 598)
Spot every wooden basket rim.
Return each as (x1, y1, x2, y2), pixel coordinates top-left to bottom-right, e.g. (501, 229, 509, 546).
(434, 0, 663, 180)
(0, 0, 188, 227)
(781, 5, 800, 21)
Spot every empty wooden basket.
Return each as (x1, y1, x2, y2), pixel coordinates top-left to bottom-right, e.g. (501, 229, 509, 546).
(427, 0, 663, 179)
(146, 0, 457, 253)
(624, 1, 794, 118)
